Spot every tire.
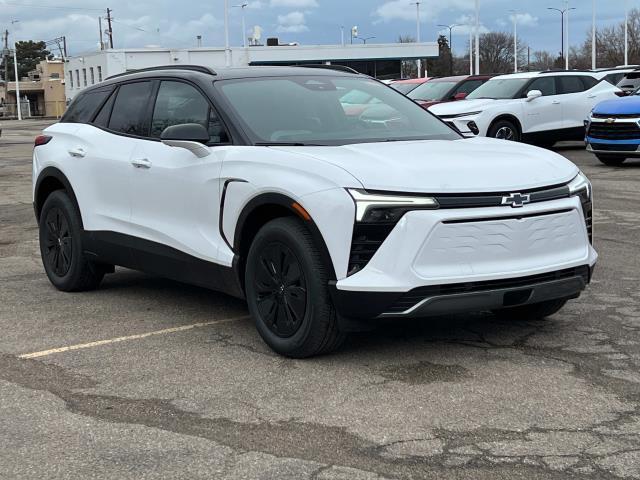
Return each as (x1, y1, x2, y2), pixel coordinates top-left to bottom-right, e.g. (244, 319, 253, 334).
(595, 154, 626, 166)
(38, 190, 105, 292)
(493, 298, 568, 321)
(488, 119, 521, 142)
(245, 217, 346, 358)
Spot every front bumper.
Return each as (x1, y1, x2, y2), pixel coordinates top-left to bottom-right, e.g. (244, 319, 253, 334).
(333, 197, 596, 319)
(331, 265, 592, 319)
(586, 137, 640, 157)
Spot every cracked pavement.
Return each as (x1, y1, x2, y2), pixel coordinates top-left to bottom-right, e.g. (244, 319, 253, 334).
(1, 119, 639, 479)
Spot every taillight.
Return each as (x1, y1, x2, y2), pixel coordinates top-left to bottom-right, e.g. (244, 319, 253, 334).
(34, 135, 52, 147)
(615, 91, 628, 97)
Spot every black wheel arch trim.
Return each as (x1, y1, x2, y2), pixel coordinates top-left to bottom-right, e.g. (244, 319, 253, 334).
(34, 167, 83, 226)
(233, 192, 338, 282)
(489, 115, 523, 136)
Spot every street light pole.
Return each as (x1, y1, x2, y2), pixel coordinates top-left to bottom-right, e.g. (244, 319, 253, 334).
(548, 5, 575, 70)
(224, 0, 231, 67)
(625, 0, 629, 66)
(592, 0, 596, 69)
(565, 0, 570, 70)
(437, 24, 458, 76)
(509, 11, 518, 73)
(411, 2, 422, 78)
(232, 3, 248, 48)
(469, 27, 473, 75)
(13, 42, 21, 120)
(474, 0, 480, 75)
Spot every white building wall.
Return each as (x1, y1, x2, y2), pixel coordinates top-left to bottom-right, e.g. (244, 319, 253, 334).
(65, 42, 438, 101)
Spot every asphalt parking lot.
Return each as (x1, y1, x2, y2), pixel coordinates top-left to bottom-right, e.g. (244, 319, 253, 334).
(1, 119, 640, 480)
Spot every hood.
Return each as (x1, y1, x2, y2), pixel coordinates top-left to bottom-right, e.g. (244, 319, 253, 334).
(272, 138, 578, 194)
(592, 95, 640, 116)
(428, 98, 508, 115)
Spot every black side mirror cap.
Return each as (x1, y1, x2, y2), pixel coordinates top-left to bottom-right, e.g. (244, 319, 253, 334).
(160, 123, 210, 144)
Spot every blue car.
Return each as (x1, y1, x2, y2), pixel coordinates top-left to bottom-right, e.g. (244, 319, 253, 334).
(586, 92, 640, 166)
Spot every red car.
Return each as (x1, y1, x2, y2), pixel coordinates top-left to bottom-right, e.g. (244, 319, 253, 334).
(390, 77, 432, 95)
(407, 74, 494, 109)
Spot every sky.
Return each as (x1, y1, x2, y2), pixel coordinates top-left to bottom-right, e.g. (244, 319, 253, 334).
(0, 0, 637, 57)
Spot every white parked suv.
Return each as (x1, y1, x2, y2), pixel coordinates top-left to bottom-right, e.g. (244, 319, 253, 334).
(430, 71, 621, 147)
(33, 66, 597, 357)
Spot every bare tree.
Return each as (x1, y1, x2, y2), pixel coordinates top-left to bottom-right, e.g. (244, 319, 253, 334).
(479, 32, 527, 74)
(529, 50, 557, 71)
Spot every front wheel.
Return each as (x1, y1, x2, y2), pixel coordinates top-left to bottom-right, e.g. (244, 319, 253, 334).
(493, 299, 568, 321)
(245, 217, 345, 358)
(488, 120, 521, 142)
(595, 154, 626, 166)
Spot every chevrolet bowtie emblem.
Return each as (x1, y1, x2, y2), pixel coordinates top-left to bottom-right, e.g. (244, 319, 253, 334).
(605, 118, 616, 124)
(501, 193, 531, 208)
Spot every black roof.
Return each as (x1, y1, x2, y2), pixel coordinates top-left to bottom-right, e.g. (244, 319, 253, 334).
(102, 64, 360, 83)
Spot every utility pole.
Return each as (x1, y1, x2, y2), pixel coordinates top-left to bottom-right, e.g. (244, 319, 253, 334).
(106, 8, 114, 49)
(3, 30, 8, 90)
(98, 17, 104, 50)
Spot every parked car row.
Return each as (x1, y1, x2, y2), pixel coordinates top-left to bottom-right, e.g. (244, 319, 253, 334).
(389, 67, 640, 166)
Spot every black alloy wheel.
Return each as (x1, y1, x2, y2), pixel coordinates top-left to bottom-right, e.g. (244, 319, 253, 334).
(253, 242, 308, 338)
(43, 207, 73, 277)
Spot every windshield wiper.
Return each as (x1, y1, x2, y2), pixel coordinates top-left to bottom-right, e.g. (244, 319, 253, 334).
(255, 142, 323, 147)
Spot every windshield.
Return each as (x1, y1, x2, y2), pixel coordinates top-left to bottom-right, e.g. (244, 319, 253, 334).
(392, 82, 421, 94)
(467, 78, 530, 99)
(408, 81, 457, 101)
(216, 76, 460, 146)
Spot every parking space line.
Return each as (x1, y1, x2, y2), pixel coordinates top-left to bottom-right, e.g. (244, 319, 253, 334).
(18, 316, 249, 359)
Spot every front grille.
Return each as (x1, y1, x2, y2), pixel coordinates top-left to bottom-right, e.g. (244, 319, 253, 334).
(592, 113, 639, 119)
(588, 122, 640, 140)
(589, 142, 638, 152)
(386, 266, 590, 314)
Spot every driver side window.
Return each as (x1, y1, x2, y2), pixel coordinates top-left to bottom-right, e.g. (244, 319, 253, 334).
(151, 80, 229, 143)
(526, 77, 556, 97)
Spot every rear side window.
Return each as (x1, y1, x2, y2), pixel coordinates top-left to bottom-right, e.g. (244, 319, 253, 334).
(558, 76, 586, 94)
(151, 81, 229, 143)
(603, 73, 624, 86)
(581, 76, 599, 90)
(108, 81, 152, 136)
(92, 91, 116, 128)
(61, 89, 112, 124)
(454, 80, 483, 96)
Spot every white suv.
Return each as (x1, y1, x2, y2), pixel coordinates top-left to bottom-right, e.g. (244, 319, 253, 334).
(33, 66, 597, 357)
(430, 71, 621, 147)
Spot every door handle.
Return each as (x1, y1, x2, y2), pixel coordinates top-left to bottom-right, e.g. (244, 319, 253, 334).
(68, 147, 86, 158)
(552, 101, 561, 105)
(587, 94, 597, 98)
(131, 158, 152, 169)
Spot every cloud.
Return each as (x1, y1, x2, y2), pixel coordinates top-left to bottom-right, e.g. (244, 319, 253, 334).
(373, 0, 477, 23)
(271, 0, 318, 8)
(510, 12, 538, 27)
(277, 11, 309, 33)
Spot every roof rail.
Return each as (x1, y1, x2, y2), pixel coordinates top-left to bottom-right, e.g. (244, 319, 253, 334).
(295, 64, 360, 74)
(106, 65, 217, 80)
(539, 69, 594, 74)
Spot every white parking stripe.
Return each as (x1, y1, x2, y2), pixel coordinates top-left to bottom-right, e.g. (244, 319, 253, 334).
(18, 316, 249, 359)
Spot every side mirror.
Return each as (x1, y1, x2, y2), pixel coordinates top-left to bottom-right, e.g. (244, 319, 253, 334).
(161, 123, 211, 158)
(453, 92, 468, 100)
(526, 90, 543, 102)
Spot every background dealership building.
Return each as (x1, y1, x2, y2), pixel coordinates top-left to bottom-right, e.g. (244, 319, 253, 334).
(64, 42, 438, 101)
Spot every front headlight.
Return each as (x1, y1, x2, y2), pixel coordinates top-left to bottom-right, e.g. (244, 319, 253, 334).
(348, 189, 439, 223)
(439, 111, 483, 119)
(568, 172, 592, 202)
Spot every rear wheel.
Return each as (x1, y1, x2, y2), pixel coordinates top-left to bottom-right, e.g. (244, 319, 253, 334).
(595, 154, 626, 166)
(245, 217, 345, 358)
(488, 119, 521, 142)
(493, 299, 568, 321)
(39, 190, 106, 291)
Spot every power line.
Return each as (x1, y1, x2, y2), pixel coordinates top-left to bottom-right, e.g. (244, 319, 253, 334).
(0, 2, 103, 11)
